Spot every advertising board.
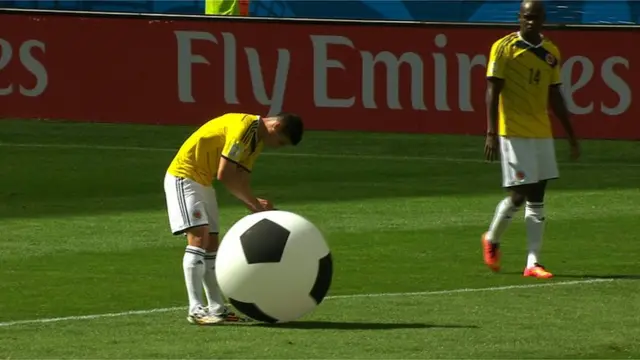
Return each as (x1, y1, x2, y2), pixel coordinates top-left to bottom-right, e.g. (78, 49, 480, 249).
(0, 11, 636, 138)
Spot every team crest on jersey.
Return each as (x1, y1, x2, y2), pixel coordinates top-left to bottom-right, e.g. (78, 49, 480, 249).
(228, 143, 243, 158)
(516, 171, 526, 181)
(545, 53, 555, 65)
(193, 210, 202, 219)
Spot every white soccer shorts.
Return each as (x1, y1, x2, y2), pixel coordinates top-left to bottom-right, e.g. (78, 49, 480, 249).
(163, 173, 219, 235)
(499, 136, 559, 188)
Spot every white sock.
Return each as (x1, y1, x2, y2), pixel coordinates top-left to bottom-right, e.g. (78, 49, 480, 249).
(486, 197, 520, 243)
(203, 252, 225, 315)
(525, 202, 545, 268)
(183, 245, 206, 314)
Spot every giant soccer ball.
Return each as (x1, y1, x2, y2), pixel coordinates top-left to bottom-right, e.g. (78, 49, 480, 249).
(215, 210, 333, 323)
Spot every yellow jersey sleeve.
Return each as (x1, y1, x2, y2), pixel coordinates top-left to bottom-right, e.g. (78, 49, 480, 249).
(487, 36, 513, 79)
(221, 115, 261, 172)
(239, 147, 263, 172)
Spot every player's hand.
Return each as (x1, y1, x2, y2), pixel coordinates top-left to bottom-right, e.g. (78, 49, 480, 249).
(484, 133, 499, 162)
(569, 138, 581, 161)
(246, 199, 273, 213)
(257, 198, 274, 211)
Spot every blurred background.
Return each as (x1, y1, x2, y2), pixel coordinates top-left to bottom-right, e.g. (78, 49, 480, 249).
(1, 0, 639, 24)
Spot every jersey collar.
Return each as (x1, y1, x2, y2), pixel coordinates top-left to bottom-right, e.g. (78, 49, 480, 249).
(517, 31, 544, 48)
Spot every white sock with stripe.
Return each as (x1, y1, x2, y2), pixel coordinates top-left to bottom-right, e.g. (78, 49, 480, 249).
(203, 252, 226, 315)
(486, 197, 520, 243)
(525, 202, 545, 268)
(183, 245, 206, 314)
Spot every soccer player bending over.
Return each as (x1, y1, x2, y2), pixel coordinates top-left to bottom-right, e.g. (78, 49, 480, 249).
(164, 112, 304, 325)
(482, 0, 580, 279)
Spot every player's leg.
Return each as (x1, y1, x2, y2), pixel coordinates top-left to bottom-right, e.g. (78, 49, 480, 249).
(203, 232, 225, 313)
(183, 226, 226, 324)
(523, 138, 559, 278)
(203, 232, 225, 315)
(482, 137, 536, 272)
(483, 185, 528, 271)
(163, 173, 222, 325)
(201, 188, 251, 323)
(522, 180, 553, 278)
(200, 188, 226, 315)
(525, 180, 547, 269)
(486, 185, 527, 242)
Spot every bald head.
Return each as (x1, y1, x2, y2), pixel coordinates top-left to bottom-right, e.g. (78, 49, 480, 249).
(518, 0, 545, 41)
(521, 0, 545, 14)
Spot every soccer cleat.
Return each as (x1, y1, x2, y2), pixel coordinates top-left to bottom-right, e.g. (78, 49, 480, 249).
(482, 232, 501, 272)
(523, 263, 554, 279)
(187, 305, 225, 325)
(211, 307, 253, 323)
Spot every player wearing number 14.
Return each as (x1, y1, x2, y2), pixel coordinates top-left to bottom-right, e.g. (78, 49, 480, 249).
(481, 0, 580, 279)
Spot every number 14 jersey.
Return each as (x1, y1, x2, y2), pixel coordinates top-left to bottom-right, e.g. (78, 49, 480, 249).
(486, 32, 562, 139)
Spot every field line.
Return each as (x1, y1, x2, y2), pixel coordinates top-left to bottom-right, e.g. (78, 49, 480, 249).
(0, 279, 612, 328)
(0, 142, 635, 167)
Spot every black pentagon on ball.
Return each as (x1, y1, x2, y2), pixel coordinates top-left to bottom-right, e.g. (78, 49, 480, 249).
(309, 252, 333, 304)
(240, 218, 291, 264)
(228, 298, 279, 323)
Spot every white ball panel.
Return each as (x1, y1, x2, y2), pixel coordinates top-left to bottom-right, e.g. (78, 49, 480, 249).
(263, 211, 329, 256)
(216, 212, 267, 302)
(216, 243, 255, 302)
(259, 293, 319, 323)
(215, 210, 332, 322)
(234, 261, 319, 322)
(281, 216, 329, 260)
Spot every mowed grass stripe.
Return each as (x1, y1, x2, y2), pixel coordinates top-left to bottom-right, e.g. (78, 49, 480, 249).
(0, 142, 637, 167)
(1, 190, 637, 229)
(0, 279, 613, 328)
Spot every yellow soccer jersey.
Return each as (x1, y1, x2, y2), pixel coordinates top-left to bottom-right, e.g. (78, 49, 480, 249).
(486, 32, 562, 138)
(167, 113, 264, 186)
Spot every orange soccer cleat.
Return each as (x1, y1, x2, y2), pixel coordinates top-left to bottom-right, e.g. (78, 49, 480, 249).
(482, 232, 501, 272)
(523, 263, 554, 279)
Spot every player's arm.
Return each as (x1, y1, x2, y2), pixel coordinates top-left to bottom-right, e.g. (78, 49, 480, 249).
(485, 39, 508, 135)
(217, 119, 264, 212)
(486, 79, 504, 135)
(548, 51, 577, 145)
(217, 158, 263, 212)
(549, 86, 576, 141)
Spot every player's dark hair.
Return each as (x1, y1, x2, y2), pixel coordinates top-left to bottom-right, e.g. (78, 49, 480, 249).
(275, 112, 304, 146)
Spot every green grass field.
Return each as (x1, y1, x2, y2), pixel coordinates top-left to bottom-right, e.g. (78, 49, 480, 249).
(0, 119, 639, 359)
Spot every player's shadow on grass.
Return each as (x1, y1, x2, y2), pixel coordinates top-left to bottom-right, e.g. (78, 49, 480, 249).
(254, 321, 479, 330)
